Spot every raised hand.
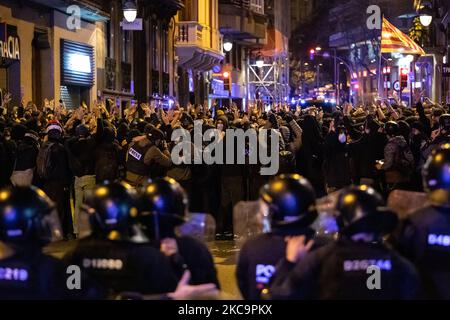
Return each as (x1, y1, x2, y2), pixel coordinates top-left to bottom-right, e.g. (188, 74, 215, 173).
(286, 235, 314, 264)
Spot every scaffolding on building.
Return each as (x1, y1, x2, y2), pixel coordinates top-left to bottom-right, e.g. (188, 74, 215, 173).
(247, 56, 290, 105)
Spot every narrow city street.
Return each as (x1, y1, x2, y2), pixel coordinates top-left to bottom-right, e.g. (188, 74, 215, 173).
(0, 0, 449, 312)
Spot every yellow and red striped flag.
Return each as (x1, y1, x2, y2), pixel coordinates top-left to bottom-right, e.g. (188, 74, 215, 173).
(381, 18, 425, 55)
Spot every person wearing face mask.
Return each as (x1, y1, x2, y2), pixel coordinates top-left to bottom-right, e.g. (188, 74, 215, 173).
(125, 125, 172, 187)
(323, 119, 351, 194)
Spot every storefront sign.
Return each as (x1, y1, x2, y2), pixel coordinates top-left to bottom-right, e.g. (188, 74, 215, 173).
(120, 19, 143, 31)
(0, 23, 20, 60)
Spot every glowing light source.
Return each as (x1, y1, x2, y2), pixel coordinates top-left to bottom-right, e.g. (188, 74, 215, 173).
(67, 53, 91, 73)
(223, 41, 233, 52)
(123, 1, 138, 23)
(256, 56, 264, 68)
(419, 4, 433, 27)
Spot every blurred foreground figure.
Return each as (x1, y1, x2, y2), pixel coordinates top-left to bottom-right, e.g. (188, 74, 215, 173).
(237, 174, 322, 300)
(63, 182, 178, 298)
(0, 186, 68, 299)
(398, 144, 450, 299)
(138, 177, 219, 287)
(269, 185, 421, 300)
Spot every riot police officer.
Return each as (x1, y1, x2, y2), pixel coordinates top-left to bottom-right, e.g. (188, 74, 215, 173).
(236, 174, 320, 300)
(63, 182, 178, 298)
(397, 144, 450, 299)
(269, 185, 421, 300)
(0, 186, 68, 299)
(137, 177, 219, 287)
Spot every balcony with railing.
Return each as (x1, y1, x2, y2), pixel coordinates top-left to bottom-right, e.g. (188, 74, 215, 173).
(219, 0, 265, 15)
(219, 0, 266, 40)
(176, 21, 224, 72)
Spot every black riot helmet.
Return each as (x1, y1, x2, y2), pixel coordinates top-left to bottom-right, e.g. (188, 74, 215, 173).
(83, 182, 138, 241)
(137, 177, 188, 241)
(423, 144, 450, 207)
(439, 114, 450, 132)
(336, 185, 398, 237)
(384, 121, 399, 137)
(259, 174, 318, 236)
(0, 186, 62, 246)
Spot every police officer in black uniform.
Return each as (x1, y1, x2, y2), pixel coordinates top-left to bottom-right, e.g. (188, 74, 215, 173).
(0, 186, 68, 299)
(397, 144, 450, 299)
(268, 185, 421, 300)
(236, 174, 320, 300)
(63, 182, 178, 298)
(137, 177, 219, 287)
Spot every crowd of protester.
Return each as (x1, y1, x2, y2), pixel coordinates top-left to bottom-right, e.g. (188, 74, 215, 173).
(0, 94, 449, 241)
(1, 92, 450, 300)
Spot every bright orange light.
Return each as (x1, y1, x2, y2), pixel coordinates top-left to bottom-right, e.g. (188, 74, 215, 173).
(223, 71, 230, 79)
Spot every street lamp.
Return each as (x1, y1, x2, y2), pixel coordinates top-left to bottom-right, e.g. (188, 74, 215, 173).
(419, 4, 433, 27)
(123, 1, 138, 23)
(223, 41, 233, 52)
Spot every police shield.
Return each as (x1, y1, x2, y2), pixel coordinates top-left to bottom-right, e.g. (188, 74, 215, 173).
(387, 189, 428, 219)
(312, 191, 341, 238)
(177, 213, 216, 242)
(77, 208, 92, 239)
(233, 201, 264, 246)
(43, 206, 64, 243)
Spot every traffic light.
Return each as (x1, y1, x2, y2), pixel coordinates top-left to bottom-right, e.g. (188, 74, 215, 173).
(400, 68, 408, 90)
(222, 65, 232, 92)
(309, 49, 315, 60)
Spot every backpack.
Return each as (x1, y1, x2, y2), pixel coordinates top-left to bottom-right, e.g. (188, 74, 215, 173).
(95, 145, 119, 183)
(36, 142, 56, 179)
(394, 143, 414, 175)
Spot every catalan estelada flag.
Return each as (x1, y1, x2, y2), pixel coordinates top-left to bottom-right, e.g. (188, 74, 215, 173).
(381, 18, 425, 55)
